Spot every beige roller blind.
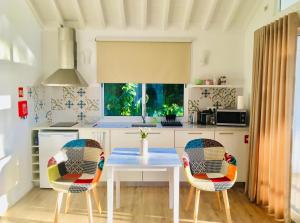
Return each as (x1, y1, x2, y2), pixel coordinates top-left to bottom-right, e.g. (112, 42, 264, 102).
(96, 41, 191, 83)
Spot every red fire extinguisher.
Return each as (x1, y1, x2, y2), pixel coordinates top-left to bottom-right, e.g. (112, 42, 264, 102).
(18, 87, 28, 119)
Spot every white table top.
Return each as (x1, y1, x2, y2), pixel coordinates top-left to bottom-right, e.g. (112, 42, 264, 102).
(106, 148, 182, 168)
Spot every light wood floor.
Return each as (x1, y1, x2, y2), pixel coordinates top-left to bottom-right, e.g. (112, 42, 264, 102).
(1, 185, 276, 223)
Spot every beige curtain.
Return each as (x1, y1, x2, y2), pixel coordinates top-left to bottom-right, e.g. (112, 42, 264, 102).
(247, 13, 299, 221)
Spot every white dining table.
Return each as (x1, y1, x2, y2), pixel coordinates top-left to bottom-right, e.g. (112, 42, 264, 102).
(106, 147, 182, 223)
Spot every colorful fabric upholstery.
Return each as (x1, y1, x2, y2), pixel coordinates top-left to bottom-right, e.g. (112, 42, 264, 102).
(47, 139, 105, 193)
(182, 138, 237, 192)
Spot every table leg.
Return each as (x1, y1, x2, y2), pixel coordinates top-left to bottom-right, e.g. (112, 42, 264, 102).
(169, 168, 174, 209)
(116, 172, 120, 209)
(107, 167, 114, 223)
(173, 166, 179, 223)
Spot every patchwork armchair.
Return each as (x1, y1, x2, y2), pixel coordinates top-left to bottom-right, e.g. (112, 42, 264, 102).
(47, 139, 105, 223)
(182, 138, 237, 223)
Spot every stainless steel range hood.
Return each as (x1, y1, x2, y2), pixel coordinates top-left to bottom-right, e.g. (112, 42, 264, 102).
(42, 27, 88, 87)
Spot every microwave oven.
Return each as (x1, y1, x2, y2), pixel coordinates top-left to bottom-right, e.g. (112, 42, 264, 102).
(216, 109, 247, 126)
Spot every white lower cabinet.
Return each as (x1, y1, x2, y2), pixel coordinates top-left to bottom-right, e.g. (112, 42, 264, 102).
(215, 130, 249, 182)
(107, 128, 248, 182)
(78, 128, 110, 181)
(110, 129, 175, 181)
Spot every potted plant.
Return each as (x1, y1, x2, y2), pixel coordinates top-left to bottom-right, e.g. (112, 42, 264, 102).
(139, 128, 150, 157)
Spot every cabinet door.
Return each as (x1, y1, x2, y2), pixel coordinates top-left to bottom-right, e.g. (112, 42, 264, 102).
(111, 129, 175, 182)
(215, 130, 249, 182)
(175, 130, 215, 148)
(110, 129, 174, 149)
(79, 129, 110, 153)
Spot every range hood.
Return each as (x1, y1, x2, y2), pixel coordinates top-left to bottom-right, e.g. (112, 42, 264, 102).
(42, 27, 88, 87)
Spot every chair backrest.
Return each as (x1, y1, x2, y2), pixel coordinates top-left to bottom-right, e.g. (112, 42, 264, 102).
(184, 138, 236, 176)
(47, 139, 105, 183)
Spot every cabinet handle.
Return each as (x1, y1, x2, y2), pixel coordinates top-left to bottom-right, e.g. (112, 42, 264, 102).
(124, 132, 161, 135)
(219, 132, 234, 135)
(188, 132, 203, 135)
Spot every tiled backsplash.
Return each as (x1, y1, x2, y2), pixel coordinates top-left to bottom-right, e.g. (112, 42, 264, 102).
(28, 86, 242, 125)
(188, 87, 242, 113)
(28, 86, 100, 125)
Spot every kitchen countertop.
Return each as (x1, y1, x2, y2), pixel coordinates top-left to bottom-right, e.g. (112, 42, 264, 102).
(33, 122, 248, 131)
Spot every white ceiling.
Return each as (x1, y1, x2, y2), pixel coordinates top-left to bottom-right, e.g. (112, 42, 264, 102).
(26, 0, 260, 31)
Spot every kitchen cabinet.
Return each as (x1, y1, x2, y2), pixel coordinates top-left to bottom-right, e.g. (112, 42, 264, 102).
(215, 130, 249, 182)
(110, 129, 174, 181)
(79, 129, 110, 152)
(175, 129, 215, 182)
(175, 129, 215, 148)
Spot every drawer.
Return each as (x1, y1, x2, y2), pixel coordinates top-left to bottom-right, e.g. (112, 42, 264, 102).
(110, 129, 174, 149)
(175, 130, 215, 148)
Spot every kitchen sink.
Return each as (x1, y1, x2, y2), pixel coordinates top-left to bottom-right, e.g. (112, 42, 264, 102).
(131, 123, 157, 127)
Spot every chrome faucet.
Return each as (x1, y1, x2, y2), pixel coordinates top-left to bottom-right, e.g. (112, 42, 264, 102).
(142, 115, 146, 124)
(142, 104, 146, 123)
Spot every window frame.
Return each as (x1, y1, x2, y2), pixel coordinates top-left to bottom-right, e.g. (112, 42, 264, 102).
(279, 0, 300, 11)
(100, 83, 188, 122)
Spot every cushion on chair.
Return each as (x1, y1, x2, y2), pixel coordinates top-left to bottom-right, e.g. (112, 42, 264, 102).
(47, 139, 105, 193)
(183, 138, 237, 192)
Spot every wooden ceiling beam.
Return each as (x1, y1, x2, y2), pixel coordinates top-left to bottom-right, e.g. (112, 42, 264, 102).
(74, 0, 85, 28)
(223, 0, 241, 31)
(119, 0, 126, 28)
(25, 0, 44, 28)
(182, 0, 194, 30)
(51, 0, 64, 26)
(202, 0, 219, 30)
(140, 0, 147, 29)
(96, 0, 106, 27)
(162, 0, 171, 30)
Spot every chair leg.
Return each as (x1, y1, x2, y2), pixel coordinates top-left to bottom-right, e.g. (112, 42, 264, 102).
(222, 190, 232, 223)
(185, 186, 195, 211)
(65, 193, 71, 214)
(193, 189, 200, 223)
(92, 186, 102, 215)
(216, 191, 222, 211)
(85, 190, 93, 223)
(54, 192, 63, 223)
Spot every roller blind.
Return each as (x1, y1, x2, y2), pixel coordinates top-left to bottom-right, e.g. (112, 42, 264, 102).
(96, 41, 191, 83)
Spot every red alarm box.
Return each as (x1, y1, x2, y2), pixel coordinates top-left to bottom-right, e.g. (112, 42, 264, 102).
(18, 100, 28, 119)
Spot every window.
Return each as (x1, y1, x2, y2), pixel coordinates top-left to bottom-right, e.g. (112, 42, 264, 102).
(146, 84, 184, 117)
(280, 0, 300, 10)
(104, 83, 142, 116)
(103, 83, 184, 117)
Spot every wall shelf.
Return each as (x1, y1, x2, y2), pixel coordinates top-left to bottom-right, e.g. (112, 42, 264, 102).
(189, 84, 243, 88)
(31, 130, 40, 184)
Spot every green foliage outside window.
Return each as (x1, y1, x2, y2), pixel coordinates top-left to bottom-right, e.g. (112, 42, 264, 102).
(146, 84, 184, 117)
(103, 83, 184, 117)
(104, 83, 142, 116)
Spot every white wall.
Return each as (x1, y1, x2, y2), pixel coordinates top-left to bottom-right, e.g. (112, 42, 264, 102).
(0, 0, 42, 213)
(42, 28, 246, 86)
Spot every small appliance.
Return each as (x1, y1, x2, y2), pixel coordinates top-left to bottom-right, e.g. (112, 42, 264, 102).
(197, 109, 214, 125)
(216, 109, 247, 126)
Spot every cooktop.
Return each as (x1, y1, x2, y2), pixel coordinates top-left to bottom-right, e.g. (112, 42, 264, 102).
(50, 122, 78, 127)
(161, 121, 183, 127)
